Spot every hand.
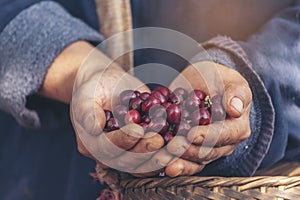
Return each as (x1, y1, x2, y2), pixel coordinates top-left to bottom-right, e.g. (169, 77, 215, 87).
(165, 61, 252, 177)
(70, 52, 169, 176)
(40, 41, 167, 177)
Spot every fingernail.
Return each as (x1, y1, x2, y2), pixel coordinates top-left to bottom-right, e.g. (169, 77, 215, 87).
(230, 97, 244, 114)
(146, 143, 158, 151)
(172, 169, 183, 177)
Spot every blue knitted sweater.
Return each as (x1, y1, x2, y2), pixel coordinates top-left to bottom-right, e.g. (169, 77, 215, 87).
(0, 1, 299, 199)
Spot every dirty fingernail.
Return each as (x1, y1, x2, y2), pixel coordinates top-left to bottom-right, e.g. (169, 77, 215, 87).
(230, 97, 244, 114)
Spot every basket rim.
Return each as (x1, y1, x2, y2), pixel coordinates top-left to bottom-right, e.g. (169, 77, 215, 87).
(121, 175, 300, 190)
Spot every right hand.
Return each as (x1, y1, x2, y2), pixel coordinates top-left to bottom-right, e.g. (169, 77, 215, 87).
(70, 50, 171, 176)
(40, 41, 172, 176)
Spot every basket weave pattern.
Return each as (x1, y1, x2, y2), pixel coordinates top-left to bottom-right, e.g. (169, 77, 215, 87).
(119, 163, 300, 200)
(121, 176, 300, 200)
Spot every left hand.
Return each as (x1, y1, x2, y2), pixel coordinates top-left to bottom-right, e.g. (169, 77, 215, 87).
(165, 61, 252, 177)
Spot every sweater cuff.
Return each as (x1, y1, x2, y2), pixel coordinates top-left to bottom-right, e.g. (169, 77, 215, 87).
(191, 36, 275, 176)
(0, 2, 103, 128)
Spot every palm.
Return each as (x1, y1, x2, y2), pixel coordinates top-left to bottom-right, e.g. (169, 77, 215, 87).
(164, 61, 252, 177)
(71, 66, 167, 177)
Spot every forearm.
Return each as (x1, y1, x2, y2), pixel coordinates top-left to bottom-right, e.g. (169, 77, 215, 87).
(39, 41, 96, 104)
(0, 1, 102, 127)
(39, 40, 127, 104)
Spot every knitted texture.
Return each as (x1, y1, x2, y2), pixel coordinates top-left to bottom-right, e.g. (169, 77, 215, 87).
(0, 1, 103, 128)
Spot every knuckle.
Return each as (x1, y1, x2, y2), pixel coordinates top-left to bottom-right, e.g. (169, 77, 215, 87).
(241, 129, 251, 141)
(222, 129, 232, 145)
(240, 120, 251, 141)
(209, 149, 220, 161)
(223, 124, 238, 145)
(242, 82, 253, 102)
(233, 124, 240, 141)
(224, 148, 235, 156)
(231, 69, 243, 79)
(188, 126, 205, 144)
(200, 148, 219, 162)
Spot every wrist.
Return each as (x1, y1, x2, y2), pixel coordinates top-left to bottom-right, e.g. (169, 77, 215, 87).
(39, 41, 94, 103)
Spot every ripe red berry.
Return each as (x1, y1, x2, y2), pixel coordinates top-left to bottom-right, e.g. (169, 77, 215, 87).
(181, 109, 191, 121)
(141, 96, 161, 112)
(200, 101, 211, 112)
(162, 102, 171, 109)
(105, 88, 225, 144)
(168, 93, 181, 104)
(148, 117, 169, 134)
(167, 104, 182, 124)
(174, 122, 191, 135)
(212, 94, 222, 104)
(129, 97, 143, 110)
(142, 114, 151, 124)
(185, 96, 201, 111)
(190, 89, 206, 101)
(163, 131, 174, 144)
(154, 86, 170, 98)
(139, 92, 151, 101)
(106, 118, 120, 131)
(124, 110, 141, 124)
(134, 90, 141, 97)
(119, 90, 138, 105)
(151, 90, 167, 104)
(191, 108, 212, 126)
(149, 105, 167, 119)
(173, 87, 188, 100)
(211, 103, 226, 121)
(113, 105, 128, 121)
(104, 110, 113, 122)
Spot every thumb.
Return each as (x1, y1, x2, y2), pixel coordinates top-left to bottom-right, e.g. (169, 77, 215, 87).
(72, 98, 106, 136)
(223, 82, 252, 118)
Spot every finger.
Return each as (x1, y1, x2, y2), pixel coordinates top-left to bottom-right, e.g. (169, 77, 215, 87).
(75, 132, 93, 158)
(105, 123, 144, 151)
(223, 80, 252, 118)
(167, 136, 236, 164)
(131, 169, 164, 178)
(130, 132, 165, 153)
(77, 124, 146, 171)
(165, 158, 205, 177)
(72, 98, 106, 136)
(187, 118, 251, 146)
(136, 84, 151, 94)
(134, 149, 173, 174)
(109, 132, 164, 172)
(83, 123, 144, 164)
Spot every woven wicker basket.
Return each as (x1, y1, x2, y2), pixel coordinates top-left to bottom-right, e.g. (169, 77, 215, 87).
(119, 162, 300, 200)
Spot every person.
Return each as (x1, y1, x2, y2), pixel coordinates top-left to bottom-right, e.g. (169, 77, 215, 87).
(0, 0, 299, 199)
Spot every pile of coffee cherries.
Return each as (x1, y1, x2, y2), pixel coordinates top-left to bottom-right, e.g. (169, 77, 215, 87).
(103, 86, 225, 144)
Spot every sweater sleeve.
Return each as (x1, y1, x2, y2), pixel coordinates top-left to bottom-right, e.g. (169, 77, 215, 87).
(0, 1, 103, 128)
(191, 2, 300, 176)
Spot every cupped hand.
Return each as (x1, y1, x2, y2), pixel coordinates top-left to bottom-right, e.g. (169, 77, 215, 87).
(40, 41, 168, 177)
(70, 51, 167, 177)
(165, 61, 252, 177)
